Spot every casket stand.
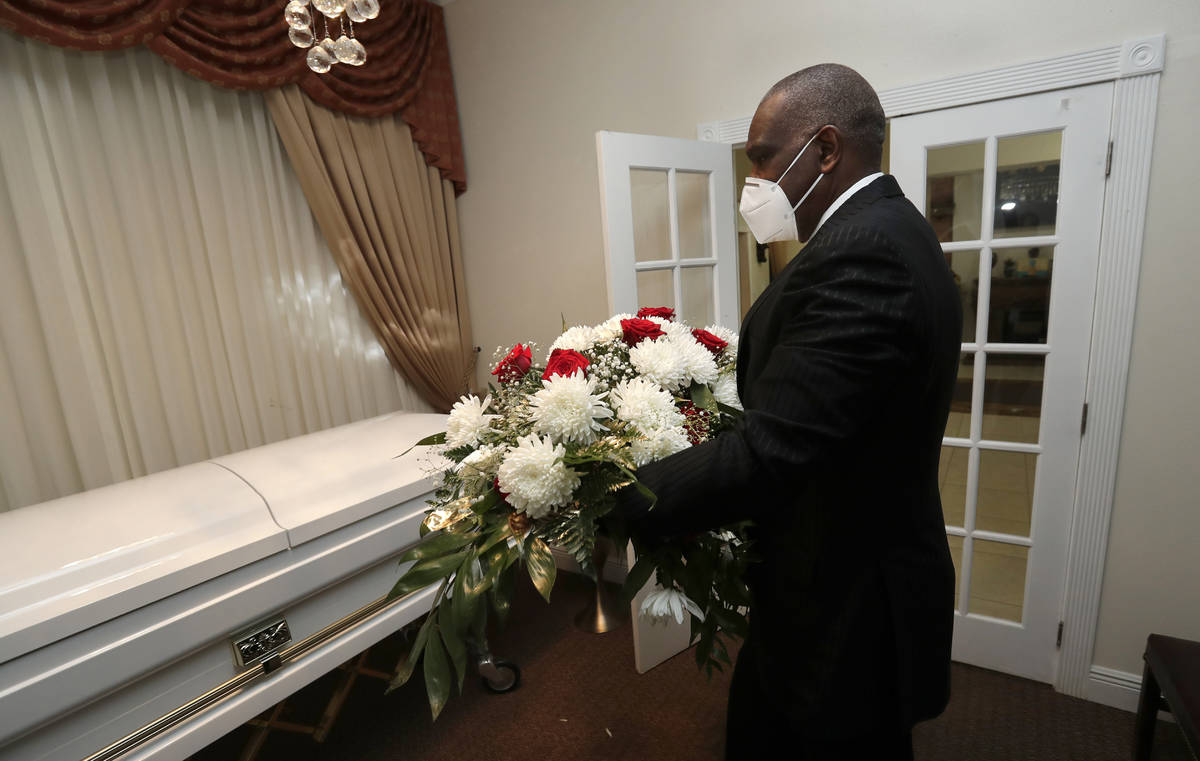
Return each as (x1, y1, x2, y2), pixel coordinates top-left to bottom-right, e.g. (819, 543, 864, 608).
(0, 412, 510, 761)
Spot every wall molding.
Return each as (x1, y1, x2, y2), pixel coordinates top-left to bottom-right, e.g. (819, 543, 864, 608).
(1087, 665, 1144, 712)
(1056, 68, 1162, 698)
(1086, 665, 1175, 723)
(698, 35, 1166, 705)
(697, 35, 1164, 142)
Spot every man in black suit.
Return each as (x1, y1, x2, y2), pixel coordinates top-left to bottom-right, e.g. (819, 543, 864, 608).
(618, 64, 962, 759)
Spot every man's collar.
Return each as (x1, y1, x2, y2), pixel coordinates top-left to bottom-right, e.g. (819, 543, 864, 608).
(811, 171, 885, 238)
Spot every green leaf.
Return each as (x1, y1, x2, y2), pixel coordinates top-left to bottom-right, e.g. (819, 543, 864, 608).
(388, 614, 433, 692)
(470, 489, 502, 515)
(443, 444, 476, 463)
(716, 401, 743, 418)
(477, 524, 513, 556)
(712, 635, 733, 666)
(695, 622, 716, 669)
(482, 542, 516, 589)
(438, 604, 468, 694)
(469, 592, 489, 642)
(526, 537, 557, 603)
(622, 554, 656, 605)
(488, 562, 518, 629)
(450, 555, 472, 634)
(395, 431, 447, 459)
(397, 531, 477, 566)
(689, 382, 718, 414)
(389, 551, 468, 600)
(423, 629, 453, 721)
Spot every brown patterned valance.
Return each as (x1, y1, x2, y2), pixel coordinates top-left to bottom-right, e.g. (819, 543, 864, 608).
(0, 0, 465, 191)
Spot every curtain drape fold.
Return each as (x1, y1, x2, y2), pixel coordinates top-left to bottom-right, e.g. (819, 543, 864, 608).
(266, 85, 474, 413)
(0, 0, 465, 191)
(0, 33, 431, 513)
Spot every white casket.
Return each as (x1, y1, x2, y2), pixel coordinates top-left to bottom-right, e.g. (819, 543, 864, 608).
(0, 411, 449, 761)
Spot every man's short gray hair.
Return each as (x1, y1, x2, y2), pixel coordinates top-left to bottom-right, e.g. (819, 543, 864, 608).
(765, 64, 886, 167)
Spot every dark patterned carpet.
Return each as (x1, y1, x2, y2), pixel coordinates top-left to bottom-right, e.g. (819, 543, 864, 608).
(190, 571, 1194, 761)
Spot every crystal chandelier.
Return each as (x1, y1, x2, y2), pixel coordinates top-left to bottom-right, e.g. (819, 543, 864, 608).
(285, 0, 379, 73)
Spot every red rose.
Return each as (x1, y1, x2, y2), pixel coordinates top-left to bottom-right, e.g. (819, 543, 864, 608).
(620, 318, 667, 347)
(637, 306, 676, 321)
(691, 328, 729, 356)
(543, 348, 591, 380)
(492, 343, 532, 383)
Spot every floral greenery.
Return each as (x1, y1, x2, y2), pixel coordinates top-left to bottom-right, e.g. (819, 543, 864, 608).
(386, 313, 753, 719)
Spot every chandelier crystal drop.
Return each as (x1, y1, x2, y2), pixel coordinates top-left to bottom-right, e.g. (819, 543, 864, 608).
(334, 35, 367, 66)
(284, 1, 311, 28)
(306, 44, 334, 73)
(289, 26, 315, 48)
(286, 0, 376, 73)
(353, 0, 380, 20)
(311, 0, 346, 17)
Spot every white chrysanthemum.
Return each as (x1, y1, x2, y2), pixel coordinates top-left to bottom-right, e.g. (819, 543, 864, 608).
(496, 435, 580, 519)
(529, 371, 614, 445)
(704, 324, 739, 360)
(594, 313, 634, 342)
(645, 315, 692, 341)
(446, 394, 492, 447)
(629, 337, 689, 391)
(640, 587, 705, 626)
(671, 334, 719, 386)
(711, 370, 743, 411)
(548, 325, 599, 355)
(610, 377, 684, 432)
(628, 425, 690, 467)
(456, 444, 506, 494)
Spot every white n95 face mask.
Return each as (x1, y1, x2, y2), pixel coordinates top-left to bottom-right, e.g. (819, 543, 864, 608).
(738, 131, 824, 243)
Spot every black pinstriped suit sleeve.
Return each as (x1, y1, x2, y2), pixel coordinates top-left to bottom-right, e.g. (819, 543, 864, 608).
(619, 222, 921, 539)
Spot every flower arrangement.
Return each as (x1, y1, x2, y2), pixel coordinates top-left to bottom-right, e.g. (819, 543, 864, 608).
(389, 308, 755, 718)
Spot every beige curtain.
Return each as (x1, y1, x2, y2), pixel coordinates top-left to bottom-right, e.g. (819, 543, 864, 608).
(0, 32, 432, 512)
(266, 86, 474, 413)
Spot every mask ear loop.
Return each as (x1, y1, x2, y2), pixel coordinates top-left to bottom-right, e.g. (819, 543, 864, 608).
(789, 172, 824, 213)
(775, 126, 826, 184)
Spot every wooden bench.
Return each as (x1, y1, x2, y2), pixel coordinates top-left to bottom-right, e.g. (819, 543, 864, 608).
(1134, 634, 1200, 760)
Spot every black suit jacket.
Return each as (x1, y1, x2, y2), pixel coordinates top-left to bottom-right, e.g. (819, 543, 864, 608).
(623, 175, 961, 735)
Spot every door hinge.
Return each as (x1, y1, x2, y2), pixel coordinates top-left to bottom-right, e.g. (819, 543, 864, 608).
(1081, 402, 1090, 436)
(1105, 141, 1114, 178)
(1057, 621, 1064, 648)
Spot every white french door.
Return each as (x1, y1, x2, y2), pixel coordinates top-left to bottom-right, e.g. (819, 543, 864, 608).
(595, 130, 737, 672)
(890, 84, 1112, 682)
(595, 131, 738, 332)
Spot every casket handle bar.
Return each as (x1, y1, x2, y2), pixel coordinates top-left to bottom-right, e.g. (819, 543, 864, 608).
(80, 590, 418, 761)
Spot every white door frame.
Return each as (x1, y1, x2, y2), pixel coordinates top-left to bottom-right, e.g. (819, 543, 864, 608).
(696, 34, 1166, 699)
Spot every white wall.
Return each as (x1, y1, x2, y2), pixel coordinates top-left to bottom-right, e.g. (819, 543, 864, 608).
(444, 0, 1200, 679)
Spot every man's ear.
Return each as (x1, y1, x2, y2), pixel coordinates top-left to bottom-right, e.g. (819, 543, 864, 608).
(817, 125, 842, 173)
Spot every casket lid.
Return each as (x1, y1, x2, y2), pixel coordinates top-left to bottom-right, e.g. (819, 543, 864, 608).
(212, 412, 449, 547)
(0, 411, 448, 665)
(0, 462, 284, 664)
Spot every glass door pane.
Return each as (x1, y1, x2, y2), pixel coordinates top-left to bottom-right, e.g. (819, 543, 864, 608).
(926, 141, 985, 242)
(630, 168, 672, 262)
(968, 539, 1029, 622)
(636, 268, 675, 311)
(680, 265, 714, 326)
(675, 170, 713, 260)
(994, 131, 1062, 239)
